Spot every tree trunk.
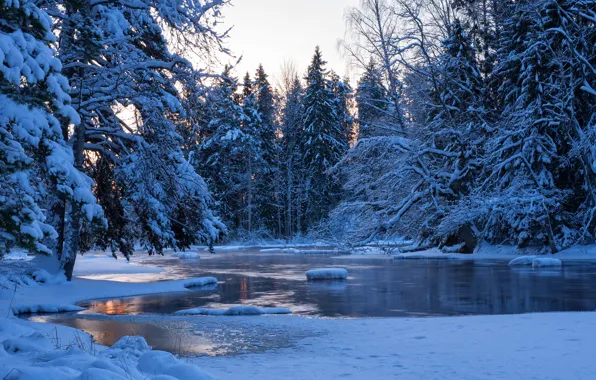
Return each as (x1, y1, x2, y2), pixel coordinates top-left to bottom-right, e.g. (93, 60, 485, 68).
(61, 66, 87, 281)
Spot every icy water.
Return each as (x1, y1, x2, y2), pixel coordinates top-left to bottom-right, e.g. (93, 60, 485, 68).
(25, 249, 596, 356)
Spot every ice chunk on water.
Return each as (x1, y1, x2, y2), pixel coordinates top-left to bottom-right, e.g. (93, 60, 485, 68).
(175, 306, 292, 316)
(306, 268, 348, 280)
(183, 277, 218, 288)
(508, 256, 538, 266)
(532, 258, 562, 268)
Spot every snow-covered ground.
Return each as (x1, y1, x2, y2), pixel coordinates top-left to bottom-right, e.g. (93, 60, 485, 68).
(344, 242, 596, 264)
(191, 312, 596, 380)
(1, 248, 596, 379)
(0, 254, 218, 379)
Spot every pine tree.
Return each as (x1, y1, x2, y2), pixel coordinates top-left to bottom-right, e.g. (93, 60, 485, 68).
(194, 69, 247, 232)
(329, 71, 356, 145)
(356, 59, 388, 138)
(238, 72, 266, 233)
(280, 76, 305, 236)
(253, 65, 280, 234)
(301, 47, 347, 226)
(0, 0, 102, 256)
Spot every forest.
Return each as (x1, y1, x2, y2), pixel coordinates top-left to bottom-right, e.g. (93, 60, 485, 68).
(2, 0, 596, 281)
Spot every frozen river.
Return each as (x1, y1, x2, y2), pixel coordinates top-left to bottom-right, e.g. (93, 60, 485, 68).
(25, 249, 596, 356)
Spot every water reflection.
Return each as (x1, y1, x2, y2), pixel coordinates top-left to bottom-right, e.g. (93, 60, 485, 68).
(77, 253, 596, 318)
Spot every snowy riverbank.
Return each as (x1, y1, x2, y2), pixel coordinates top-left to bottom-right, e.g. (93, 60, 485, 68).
(0, 255, 216, 379)
(1, 250, 596, 379)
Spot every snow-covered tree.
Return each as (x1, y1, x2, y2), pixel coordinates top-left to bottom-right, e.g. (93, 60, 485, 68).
(0, 0, 101, 257)
(253, 65, 281, 233)
(329, 71, 356, 145)
(279, 75, 305, 237)
(473, 0, 596, 251)
(356, 59, 388, 138)
(48, 0, 228, 277)
(193, 69, 246, 231)
(301, 47, 348, 226)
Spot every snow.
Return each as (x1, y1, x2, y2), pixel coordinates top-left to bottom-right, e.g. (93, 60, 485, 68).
(171, 252, 200, 259)
(383, 243, 596, 264)
(4, 250, 30, 261)
(192, 312, 596, 380)
(259, 248, 300, 253)
(73, 253, 164, 276)
(183, 277, 218, 288)
(0, 317, 214, 379)
(11, 304, 84, 315)
(393, 251, 460, 260)
(1, 247, 596, 379)
(175, 306, 292, 316)
(508, 255, 539, 266)
(306, 268, 348, 280)
(532, 258, 563, 268)
(30, 269, 66, 285)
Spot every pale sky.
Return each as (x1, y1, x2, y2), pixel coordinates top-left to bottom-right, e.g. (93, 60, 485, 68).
(221, 0, 361, 86)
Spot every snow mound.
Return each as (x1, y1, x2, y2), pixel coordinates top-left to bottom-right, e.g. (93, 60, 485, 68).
(171, 252, 200, 259)
(11, 304, 84, 315)
(532, 258, 563, 268)
(306, 268, 348, 280)
(183, 277, 218, 288)
(4, 249, 29, 261)
(31, 269, 67, 284)
(111, 336, 152, 352)
(3, 332, 54, 353)
(137, 351, 178, 374)
(163, 364, 213, 380)
(175, 305, 292, 316)
(508, 256, 539, 266)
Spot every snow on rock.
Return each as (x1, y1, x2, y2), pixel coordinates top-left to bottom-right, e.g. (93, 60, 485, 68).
(532, 258, 563, 268)
(175, 306, 292, 316)
(306, 268, 348, 280)
(183, 277, 218, 288)
(11, 304, 84, 315)
(508, 256, 539, 266)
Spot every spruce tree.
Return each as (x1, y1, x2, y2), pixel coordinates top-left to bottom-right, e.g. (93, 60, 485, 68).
(195, 69, 246, 231)
(329, 71, 356, 145)
(301, 47, 347, 226)
(253, 65, 280, 233)
(280, 76, 305, 236)
(356, 59, 388, 138)
(0, 0, 101, 256)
